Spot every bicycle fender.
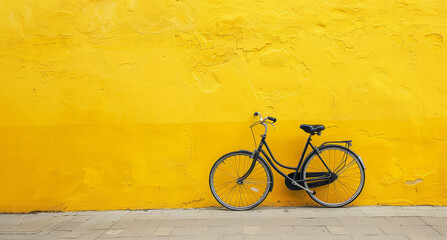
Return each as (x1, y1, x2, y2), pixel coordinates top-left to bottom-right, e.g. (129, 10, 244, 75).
(238, 149, 274, 192)
(357, 155, 366, 169)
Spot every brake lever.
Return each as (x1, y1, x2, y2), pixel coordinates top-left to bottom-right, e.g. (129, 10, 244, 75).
(267, 122, 275, 130)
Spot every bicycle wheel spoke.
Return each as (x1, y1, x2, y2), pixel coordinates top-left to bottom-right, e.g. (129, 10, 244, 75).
(210, 152, 271, 210)
(303, 146, 364, 207)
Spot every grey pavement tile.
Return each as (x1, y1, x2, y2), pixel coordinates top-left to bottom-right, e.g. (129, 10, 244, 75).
(0, 234, 41, 240)
(166, 212, 211, 220)
(242, 226, 260, 234)
(225, 218, 306, 226)
(93, 211, 128, 230)
(223, 234, 352, 240)
(380, 225, 442, 235)
(360, 206, 401, 217)
(1, 207, 446, 240)
(77, 229, 106, 240)
(39, 230, 71, 240)
(136, 236, 224, 240)
(223, 234, 289, 240)
(153, 227, 174, 236)
(48, 215, 75, 223)
(59, 220, 103, 238)
(387, 217, 427, 226)
(352, 235, 409, 240)
(293, 225, 330, 235)
(420, 217, 447, 226)
(398, 208, 447, 217)
(69, 216, 93, 223)
(257, 225, 294, 235)
(144, 219, 227, 228)
(35, 222, 63, 235)
(56, 222, 83, 231)
(171, 226, 231, 236)
(104, 227, 157, 237)
(99, 238, 132, 240)
(0, 222, 53, 233)
(92, 221, 117, 230)
(432, 225, 447, 235)
(305, 217, 340, 225)
(326, 225, 348, 234)
(121, 213, 168, 221)
(337, 217, 391, 226)
(99, 229, 127, 239)
(406, 235, 447, 240)
(110, 220, 148, 229)
(343, 225, 384, 235)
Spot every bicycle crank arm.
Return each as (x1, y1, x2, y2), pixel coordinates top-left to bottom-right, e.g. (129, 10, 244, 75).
(291, 180, 316, 195)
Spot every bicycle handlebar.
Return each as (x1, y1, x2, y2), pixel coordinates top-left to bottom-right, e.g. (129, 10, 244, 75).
(253, 112, 276, 123)
(266, 116, 277, 123)
(253, 112, 276, 136)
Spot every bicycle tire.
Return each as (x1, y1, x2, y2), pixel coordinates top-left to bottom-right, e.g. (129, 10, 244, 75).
(209, 151, 272, 211)
(301, 145, 365, 207)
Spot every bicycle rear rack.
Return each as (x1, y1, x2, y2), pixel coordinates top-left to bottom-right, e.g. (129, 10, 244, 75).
(319, 140, 352, 149)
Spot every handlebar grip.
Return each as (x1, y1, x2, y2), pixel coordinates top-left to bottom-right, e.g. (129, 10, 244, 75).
(266, 117, 277, 123)
(254, 112, 260, 117)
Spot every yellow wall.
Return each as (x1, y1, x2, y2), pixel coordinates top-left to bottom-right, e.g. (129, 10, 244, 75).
(1, 0, 446, 212)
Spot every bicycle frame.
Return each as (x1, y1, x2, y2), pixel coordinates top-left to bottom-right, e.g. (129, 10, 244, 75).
(240, 123, 335, 193)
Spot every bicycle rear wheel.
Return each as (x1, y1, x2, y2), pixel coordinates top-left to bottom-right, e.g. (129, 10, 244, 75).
(209, 151, 272, 211)
(302, 145, 365, 207)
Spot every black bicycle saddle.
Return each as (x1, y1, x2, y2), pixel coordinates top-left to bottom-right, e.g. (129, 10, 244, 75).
(300, 124, 325, 134)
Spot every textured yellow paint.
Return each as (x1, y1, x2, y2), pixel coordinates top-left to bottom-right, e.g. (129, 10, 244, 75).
(0, 0, 446, 212)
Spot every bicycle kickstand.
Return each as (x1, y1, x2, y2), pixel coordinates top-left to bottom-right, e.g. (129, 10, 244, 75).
(291, 180, 316, 195)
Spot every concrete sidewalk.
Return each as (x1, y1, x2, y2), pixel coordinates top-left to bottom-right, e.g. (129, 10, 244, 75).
(0, 206, 446, 240)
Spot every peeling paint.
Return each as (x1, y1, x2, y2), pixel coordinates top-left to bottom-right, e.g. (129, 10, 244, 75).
(405, 178, 423, 186)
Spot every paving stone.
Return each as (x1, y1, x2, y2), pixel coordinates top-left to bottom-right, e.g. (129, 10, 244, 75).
(305, 217, 340, 225)
(380, 225, 441, 235)
(39, 230, 71, 240)
(343, 225, 384, 235)
(59, 220, 102, 238)
(0, 222, 53, 233)
(110, 220, 148, 229)
(0, 234, 41, 240)
(326, 225, 348, 234)
(420, 217, 447, 226)
(92, 211, 128, 230)
(351, 235, 409, 240)
(242, 226, 260, 235)
(386, 217, 427, 226)
(406, 235, 447, 240)
(153, 227, 174, 236)
(223, 234, 289, 240)
(293, 225, 330, 235)
(432, 225, 447, 235)
(56, 222, 82, 231)
(108, 227, 157, 237)
(102, 229, 122, 236)
(337, 216, 391, 226)
(0, 207, 446, 240)
(77, 229, 106, 240)
(121, 213, 168, 221)
(171, 226, 230, 235)
(259, 225, 294, 234)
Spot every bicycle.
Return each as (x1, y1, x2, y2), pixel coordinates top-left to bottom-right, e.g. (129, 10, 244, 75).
(209, 112, 366, 210)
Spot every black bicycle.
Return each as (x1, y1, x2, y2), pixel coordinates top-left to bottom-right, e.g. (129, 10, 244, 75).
(209, 112, 366, 210)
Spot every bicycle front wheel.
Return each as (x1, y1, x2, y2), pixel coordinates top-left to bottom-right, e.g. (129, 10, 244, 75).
(209, 151, 272, 211)
(302, 145, 365, 207)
